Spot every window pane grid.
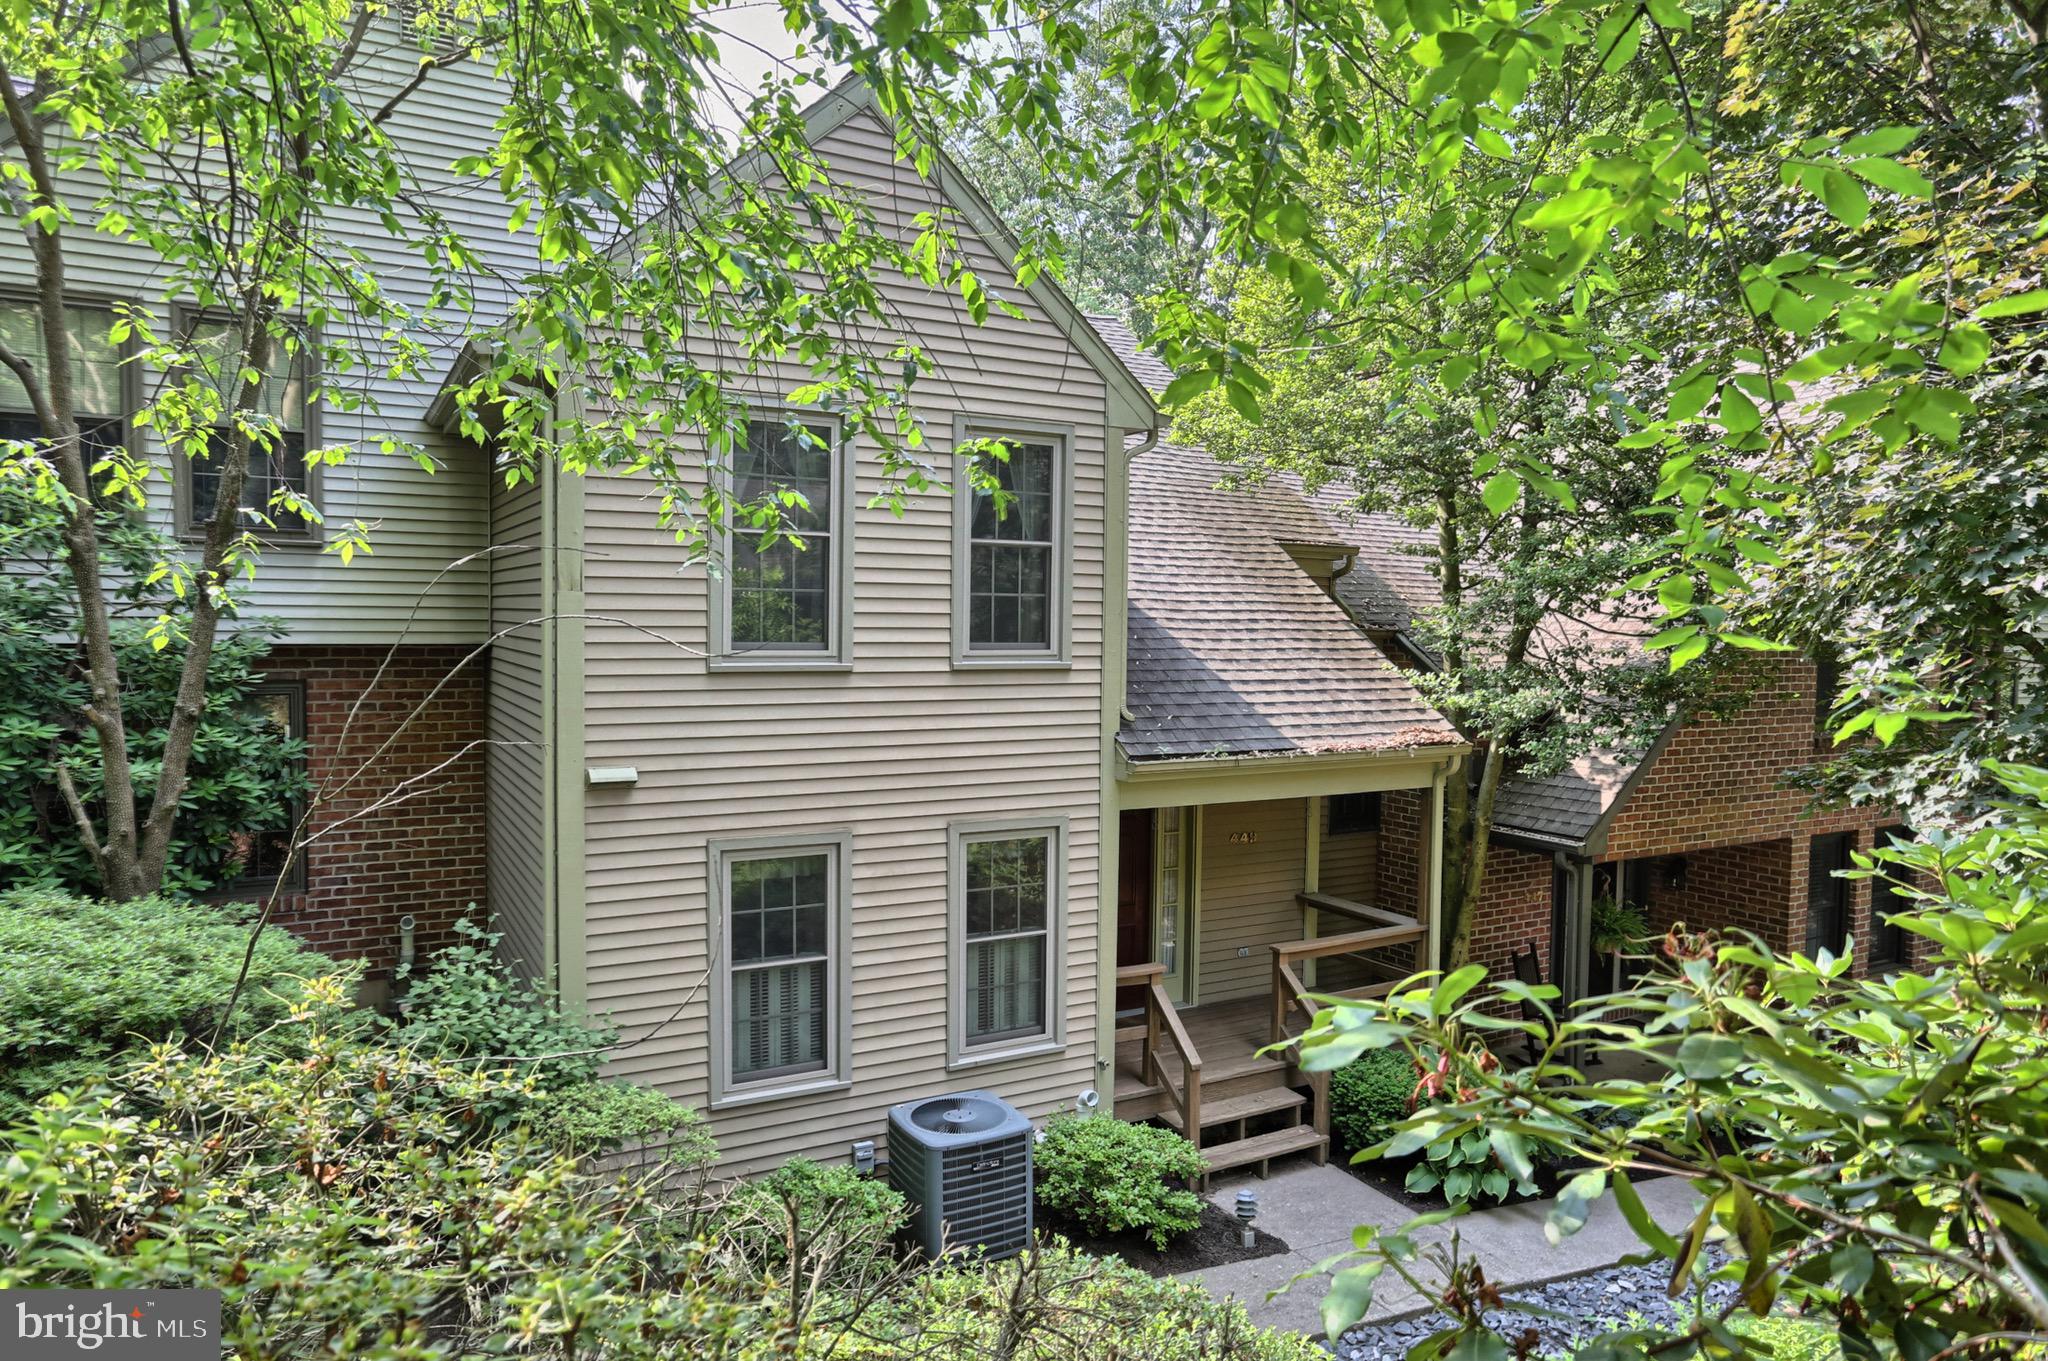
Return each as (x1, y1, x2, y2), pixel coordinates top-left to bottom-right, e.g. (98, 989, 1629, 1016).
(0, 303, 123, 418)
(731, 419, 837, 650)
(189, 430, 310, 533)
(728, 850, 834, 1084)
(967, 440, 1056, 650)
(963, 833, 1051, 1047)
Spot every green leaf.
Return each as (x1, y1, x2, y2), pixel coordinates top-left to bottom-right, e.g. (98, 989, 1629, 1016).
(1434, 963, 1488, 1016)
(1937, 323, 1992, 376)
(1977, 288, 2048, 320)
(1480, 470, 1519, 515)
(1673, 1033, 1744, 1079)
(1441, 356, 1476, 391)
(1848, 156, 1933, 200)
(1840, 126, 1919, 156)
(1613, 1171, 1681, 1256)
(1160, 371, 1215, 407)
(1321, 1263, 1383, 1336)
(1819, 169, 1871, 228)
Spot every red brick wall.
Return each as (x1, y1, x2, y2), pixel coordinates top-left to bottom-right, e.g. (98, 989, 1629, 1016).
(1600, 657, 1888, 863)
(1376, 788, 1424, 913)
(1635, 838, 1799, 951)
(249, 644, 488, 977)
(1466, 841, 1556, 985)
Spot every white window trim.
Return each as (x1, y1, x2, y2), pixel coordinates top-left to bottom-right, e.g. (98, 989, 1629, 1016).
(707, 830, 855, 1108)
(950, 416, 1075, 668)
(947, 816, 1068, 1069)
(708, 409, 855, 671)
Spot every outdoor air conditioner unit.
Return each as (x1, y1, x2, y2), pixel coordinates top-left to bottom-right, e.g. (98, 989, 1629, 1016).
(887, 1089, 1034, 1260)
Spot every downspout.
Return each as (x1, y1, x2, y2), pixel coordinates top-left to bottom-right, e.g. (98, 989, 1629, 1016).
(1425, 753, 1457, 973)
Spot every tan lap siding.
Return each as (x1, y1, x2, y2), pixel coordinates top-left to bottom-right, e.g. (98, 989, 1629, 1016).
(576, 106, 1111, 1173)
(486, 476, 550, 980)
(1196, 799, 1308, 1004)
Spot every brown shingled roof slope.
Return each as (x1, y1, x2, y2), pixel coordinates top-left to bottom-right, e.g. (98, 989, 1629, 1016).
(1123, 441, 1461, 760)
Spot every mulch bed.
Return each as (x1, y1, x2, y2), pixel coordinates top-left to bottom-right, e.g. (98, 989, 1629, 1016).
(1036, 1199, 1290, 1277)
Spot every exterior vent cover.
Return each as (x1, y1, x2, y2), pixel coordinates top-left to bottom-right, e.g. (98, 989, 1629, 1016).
(887, 1089, 1034, 1259)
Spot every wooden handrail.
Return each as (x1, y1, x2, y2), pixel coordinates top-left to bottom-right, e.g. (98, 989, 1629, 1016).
(1270, 920, 1425, 964)
(1116, 963, 1203, 1154)
(1268, 955, 1330, 1143)
(1296, 892, 1423, 932)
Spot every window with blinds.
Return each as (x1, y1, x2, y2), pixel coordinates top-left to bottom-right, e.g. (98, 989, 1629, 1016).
(0, 302, 128, 482)
(727, 850, 833, 1082)
(961, 833, 1052, 1047)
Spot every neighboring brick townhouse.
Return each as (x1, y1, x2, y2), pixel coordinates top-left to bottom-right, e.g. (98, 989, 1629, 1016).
(1310, 498, 1907, 1004)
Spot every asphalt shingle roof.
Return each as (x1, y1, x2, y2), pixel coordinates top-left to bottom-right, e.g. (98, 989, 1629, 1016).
(1122, 443, 1463, 760)
(1085, 313, 1460, 762)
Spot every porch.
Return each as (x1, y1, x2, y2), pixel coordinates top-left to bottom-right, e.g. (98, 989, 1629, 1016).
(1110, 903, 1426, 1179)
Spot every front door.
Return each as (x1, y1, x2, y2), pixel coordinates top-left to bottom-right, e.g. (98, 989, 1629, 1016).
(1116, 809, 1155, 1013)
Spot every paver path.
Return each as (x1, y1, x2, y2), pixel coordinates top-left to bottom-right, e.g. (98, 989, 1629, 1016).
(1181, 1163, 1701, 1336)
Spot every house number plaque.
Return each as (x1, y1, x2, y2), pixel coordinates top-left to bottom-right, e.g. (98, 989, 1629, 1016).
(1228, 830, 1259, 844)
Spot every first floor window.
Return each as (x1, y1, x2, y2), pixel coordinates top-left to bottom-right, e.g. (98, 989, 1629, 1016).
(1328, 792, 1382, 836)
(225, 681, 307, 894)
(724, 844, 840, 1086)
(959, 829, 1057, 1048)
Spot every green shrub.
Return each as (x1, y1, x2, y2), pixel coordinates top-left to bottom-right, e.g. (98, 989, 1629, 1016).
(0, 976, 763, 1357)
(1403, 1121, 1536, 1206)
(815, 1239, 1323, 1360)
(396, 918, 609, 1110)
(0, 888, 348, 1118)
(536, 1079, 718, 1166)
(720, 1157, 908, 1271)
(1329, 1046, 1414, 1153)
(1033, 1114, 1206, 1250)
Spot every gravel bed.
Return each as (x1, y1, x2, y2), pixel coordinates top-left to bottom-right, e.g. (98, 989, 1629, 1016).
(1333, 1252, 1738, 1359)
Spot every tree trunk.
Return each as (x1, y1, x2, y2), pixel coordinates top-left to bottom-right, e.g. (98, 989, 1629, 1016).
(0, 58, 148, 898)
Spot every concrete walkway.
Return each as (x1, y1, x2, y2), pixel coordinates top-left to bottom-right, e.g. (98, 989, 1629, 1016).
(1182, 1162, 1701, 1336)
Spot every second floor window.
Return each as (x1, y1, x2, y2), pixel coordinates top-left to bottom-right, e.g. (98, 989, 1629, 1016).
(719, 416, 848, 663)
(0, 301, 127, 474)
(956, 428, 1070, 663)
(178, 315, 315, 540)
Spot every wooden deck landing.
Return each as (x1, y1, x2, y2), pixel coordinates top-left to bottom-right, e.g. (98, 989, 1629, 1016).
(1113, 996, 1283, 1112)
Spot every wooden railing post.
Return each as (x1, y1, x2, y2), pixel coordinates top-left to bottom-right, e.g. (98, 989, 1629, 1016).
(1144, 986, 1162, 1089)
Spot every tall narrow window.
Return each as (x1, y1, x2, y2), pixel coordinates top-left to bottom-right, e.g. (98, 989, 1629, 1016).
(1869, 824, 1912, 968)
(956, 428, 1069, 662)
(953, 822, 1063, 1058)
(713, 835, 849, 1101)
(1806, 832, 1853, 958)
(177, 315, 315, 540)
(723, 417, 846, 658)
(224, 682, 308, 894)
(0, 302, 127, 476)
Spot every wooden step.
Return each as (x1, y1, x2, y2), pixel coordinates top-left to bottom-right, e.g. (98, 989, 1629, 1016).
(1195, 1124, 1329, 1179)
(1158, 1086, 1305, 1134)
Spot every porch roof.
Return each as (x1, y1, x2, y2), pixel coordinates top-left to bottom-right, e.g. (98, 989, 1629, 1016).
(1088, 314, 1460, 764)
(1121, 437, 1460, 761)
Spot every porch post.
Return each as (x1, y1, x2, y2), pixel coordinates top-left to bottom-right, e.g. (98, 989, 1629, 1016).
(1424, 760, 1449, 973)
(1303, 796, 1322, 987)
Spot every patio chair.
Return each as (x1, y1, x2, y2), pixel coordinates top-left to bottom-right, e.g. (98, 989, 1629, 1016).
(1510, 941, 1548, 1064)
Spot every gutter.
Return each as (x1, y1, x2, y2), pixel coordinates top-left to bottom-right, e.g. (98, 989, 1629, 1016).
(1118, 739, 1474, 782)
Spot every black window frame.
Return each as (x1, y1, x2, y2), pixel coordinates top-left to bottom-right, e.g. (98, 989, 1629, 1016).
(169, 306, 321, 546)
(222, 679, 308, 896)
(1868, 823, 1913, 968)
(1805, 831, 1854, 959)
(1328, 792, 1383, 836)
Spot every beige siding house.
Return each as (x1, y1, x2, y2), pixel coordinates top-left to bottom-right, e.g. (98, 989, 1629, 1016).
(18, 45, 1470, 1177)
